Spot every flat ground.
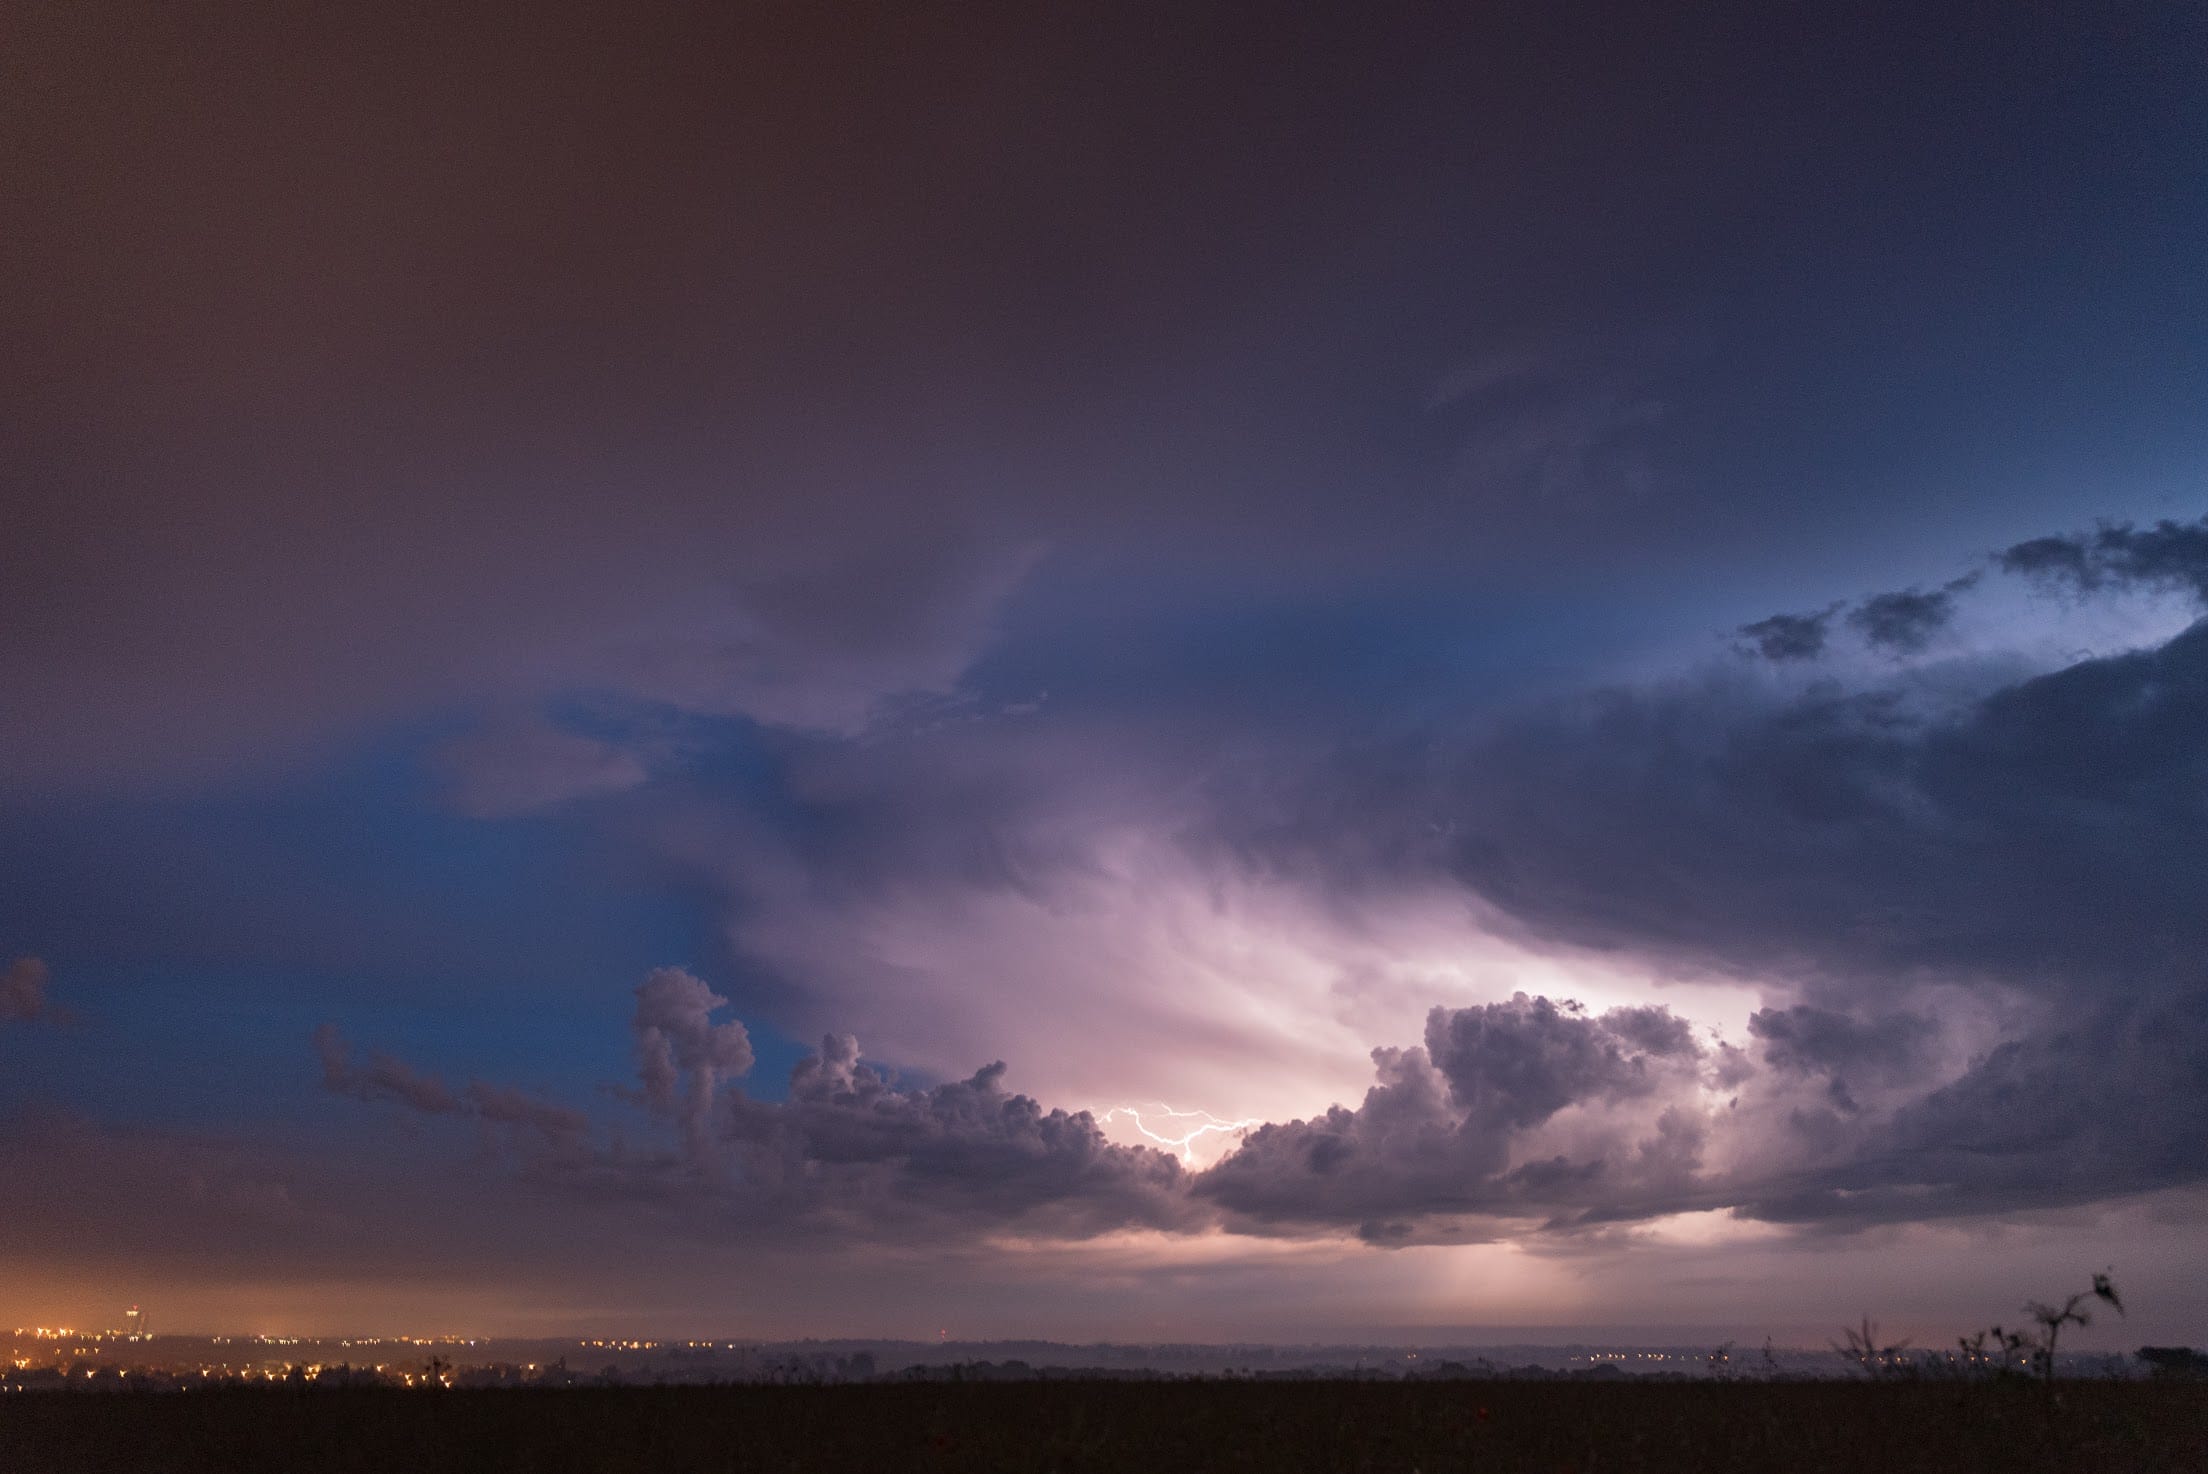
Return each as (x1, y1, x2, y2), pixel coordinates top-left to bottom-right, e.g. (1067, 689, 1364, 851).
(1, 1380, 2202, 1473)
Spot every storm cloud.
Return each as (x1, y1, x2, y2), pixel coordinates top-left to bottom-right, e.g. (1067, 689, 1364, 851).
(1737, 608, 1837, 661)
(1746, 1004, 1937, 1084)
(1450, 622, 2208, 994)
(1845, 574, 1979, 654)
(1417, 559, 2208, 1218)
(320, 978, 1192, 1243)
(719, 1035, 1195, 1238)
(1743, 998, 2208, 1225)
(1999, 515, 2208, 602)
(1197, 995, 1712, 1240)
(290, 507, 2208, 1246)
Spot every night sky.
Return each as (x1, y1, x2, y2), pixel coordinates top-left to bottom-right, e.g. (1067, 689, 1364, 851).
(5, 2, 2207, 1344)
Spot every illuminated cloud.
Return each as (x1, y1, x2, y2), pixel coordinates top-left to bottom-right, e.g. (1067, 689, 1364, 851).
(629, 967, 756, 1164)
(1198, 994, 1715, 1242)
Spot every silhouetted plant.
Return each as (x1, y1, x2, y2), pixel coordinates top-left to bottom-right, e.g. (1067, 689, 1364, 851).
(1831, 1316, 1913, 1379)
(1965, 1270, 2123, 1386)
(2018, 1271, 2122, 1386)
(1954, 1327, 2010, 1379)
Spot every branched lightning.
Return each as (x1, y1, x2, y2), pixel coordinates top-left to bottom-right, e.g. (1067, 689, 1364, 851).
(1092, 1102, 1262, 1164)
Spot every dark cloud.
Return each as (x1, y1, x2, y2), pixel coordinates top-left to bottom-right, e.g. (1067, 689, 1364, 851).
(1448, 619, 2208, 995)
(1196, 995, 1709, 1238)
(0, 956, 52, 1023)
(719, 1035, 1194, 1238)
(321, 979, 1190, 1244)
(659, 512, 2208, 1237)
(1747, 1005, 1937, 1082)
(1740, 572, 1980, 663)
(1184, 985, 2204, 1241)
(1743, 997, 2208, 1225)
(1169, 518, 2208, 1229)
(1428, 994, 1698, 1130)
(1846, 573, 1979, 654)
(112, 506, 2208, 1251)
(544, 511, 2208, 1240)
(1999, 515, 2208, 601)
(1428, 601, 2208, 1218)
(314, 1024, 589, 1151)
(318, 935, 2202, 1245)
(1737, 607, 1837, 661)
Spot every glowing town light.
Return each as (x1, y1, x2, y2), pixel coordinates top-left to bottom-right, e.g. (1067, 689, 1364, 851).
(1092, 1103, 1261, 1164)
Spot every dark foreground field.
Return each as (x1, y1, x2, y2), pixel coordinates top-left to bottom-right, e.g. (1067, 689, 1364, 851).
(3, 1381, 2203, 1473)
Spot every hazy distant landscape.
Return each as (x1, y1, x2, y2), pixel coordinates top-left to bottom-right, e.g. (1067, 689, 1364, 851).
(0, 1327, 1929, 1386)
(0, 1329, 2166, 1389)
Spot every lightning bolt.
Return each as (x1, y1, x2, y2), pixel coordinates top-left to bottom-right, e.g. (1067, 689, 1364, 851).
(1092, 1102, 1261, 1164)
